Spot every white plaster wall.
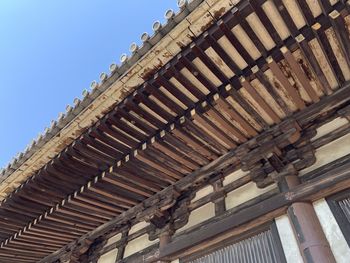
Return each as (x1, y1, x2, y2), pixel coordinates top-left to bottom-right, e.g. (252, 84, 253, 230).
(122, 221, 158, 258)
(225, 182, 276, 210)
(104, 233, 122, 247)
(300, 133, 350, 176)
(275, 215, 303, 263)
(191, 185, 214, 203)
(223, 169, 249, 186)
(178, 202, 216, 232)
(123, 234, 158, 258)
(313, 199, 350, 263)
(97, 248, 118, 263)
(312, 117, 348, 141)
(128, 221, 149, 235)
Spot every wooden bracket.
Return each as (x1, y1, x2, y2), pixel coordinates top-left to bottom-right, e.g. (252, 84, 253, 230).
(338, 104, 350, 120)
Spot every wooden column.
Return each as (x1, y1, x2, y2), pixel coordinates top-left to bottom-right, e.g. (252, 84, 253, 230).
(157, 231, 172, 263)
(283, 174, 336, 263)
(212, 179, 226, 215)
(116, 230, 128, 262)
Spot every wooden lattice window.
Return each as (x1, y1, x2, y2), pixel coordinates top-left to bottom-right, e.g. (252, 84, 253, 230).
(181, 223, 286, 263)
(327, 189, 350, 246)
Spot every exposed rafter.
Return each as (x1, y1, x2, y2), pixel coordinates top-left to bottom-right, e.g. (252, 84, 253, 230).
(40, 83, 350, 263)
(0, 0, 350, 262)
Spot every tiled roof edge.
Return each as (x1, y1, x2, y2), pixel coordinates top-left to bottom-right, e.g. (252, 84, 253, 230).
(0, 0, 204, 181)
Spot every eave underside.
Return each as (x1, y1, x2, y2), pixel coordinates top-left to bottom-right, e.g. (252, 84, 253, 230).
(1, 0, 350, 262)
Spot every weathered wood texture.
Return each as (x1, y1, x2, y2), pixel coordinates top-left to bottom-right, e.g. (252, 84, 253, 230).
(41, 83, 350, 263)
(160, 157, 350, 260)
(0, 0, 350, 262)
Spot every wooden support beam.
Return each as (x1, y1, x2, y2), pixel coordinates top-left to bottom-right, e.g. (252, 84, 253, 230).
(116, 230, 128, 262)
(295, 34, 333, 95)
(252, 66, 291, 116)
(312, 22, 345, 86)
(39, 82, 350, 263)
(2, 3, 350, 261)
(240, 76, 281, 123)
(280, 46, 320, 103)
(266, 56, 306, 110)
(212, 179, 226, 216)
(159, 158, 350, 260)
(329, 10, 350, 67)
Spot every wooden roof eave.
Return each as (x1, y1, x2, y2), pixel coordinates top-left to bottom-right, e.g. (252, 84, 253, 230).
(40, 82, 350, 263)
(0, 0, 225, 201)
(0, 0, 350, 261)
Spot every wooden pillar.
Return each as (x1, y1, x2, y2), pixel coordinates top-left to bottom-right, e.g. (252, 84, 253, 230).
(116, 230, 128, 262)
(212, 179, 226, 215)
(283, 175, 336, 263)
(159, 231, 171, 249)
(157, 231, 172, 263)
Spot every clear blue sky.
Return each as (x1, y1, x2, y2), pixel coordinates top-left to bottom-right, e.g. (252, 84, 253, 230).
(0, 1, 178, 168)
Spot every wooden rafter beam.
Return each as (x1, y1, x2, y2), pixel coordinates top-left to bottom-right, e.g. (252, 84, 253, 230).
(39, 82, 350, 263)
(0, 1, 349, 261)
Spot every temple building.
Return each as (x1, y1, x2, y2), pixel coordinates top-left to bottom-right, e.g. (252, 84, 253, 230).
(1, 0, 350, 262)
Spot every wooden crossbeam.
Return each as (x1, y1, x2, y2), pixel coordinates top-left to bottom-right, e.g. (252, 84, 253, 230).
(0, 1, 349, 261)
(39, 82, 350, 263)
(160, 157, 350, 259)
